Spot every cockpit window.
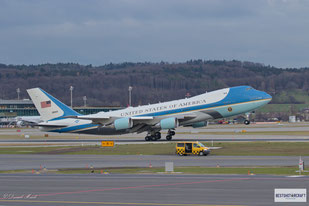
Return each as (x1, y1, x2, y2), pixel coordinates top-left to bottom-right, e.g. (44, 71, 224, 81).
(246, 87, 253, 91)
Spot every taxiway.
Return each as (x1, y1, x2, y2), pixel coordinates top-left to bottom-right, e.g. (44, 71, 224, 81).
(0, 173, 308, 206)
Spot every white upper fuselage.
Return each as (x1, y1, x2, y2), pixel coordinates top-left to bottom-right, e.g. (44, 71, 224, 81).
(92, 88, 227, 118)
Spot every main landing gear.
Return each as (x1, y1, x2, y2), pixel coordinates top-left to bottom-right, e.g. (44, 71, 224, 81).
(145, 131, 161, 141)
(166, 129, 175, 141)
(145, 129, 176, 141)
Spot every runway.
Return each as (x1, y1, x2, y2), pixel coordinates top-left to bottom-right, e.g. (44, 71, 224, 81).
(0, 174, 308, 206)
(1, 123, 309, 145)
(1, 155, 308, 171)
(1, 138, 309, 146)
(0, 129, 309, 147)
(0, 124, 308, 206)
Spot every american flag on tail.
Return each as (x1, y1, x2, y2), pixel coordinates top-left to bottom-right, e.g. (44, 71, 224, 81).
(41, 100, 51, 108)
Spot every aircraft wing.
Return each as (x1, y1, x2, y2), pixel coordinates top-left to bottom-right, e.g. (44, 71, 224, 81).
(64, 115, 155, 125)
(64, 115, 115, 125)
(173, 114, 197, 122)
(65, 114, 197, 132)
(131, 116, 154, 120)
(37, 123, 68, 128)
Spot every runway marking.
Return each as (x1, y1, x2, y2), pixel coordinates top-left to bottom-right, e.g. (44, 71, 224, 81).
(0, 199, 246, 206)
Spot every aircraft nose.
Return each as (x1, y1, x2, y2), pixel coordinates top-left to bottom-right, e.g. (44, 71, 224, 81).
(262, 91, 272, 101)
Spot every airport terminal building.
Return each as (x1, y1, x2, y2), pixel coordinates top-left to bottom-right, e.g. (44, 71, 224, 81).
(0, 99, 122, 119)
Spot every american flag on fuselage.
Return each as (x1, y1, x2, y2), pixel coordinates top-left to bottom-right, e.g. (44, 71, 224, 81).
(41, 100, 51, 108)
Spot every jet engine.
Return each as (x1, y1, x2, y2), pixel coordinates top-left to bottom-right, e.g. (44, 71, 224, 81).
(114, 117, 133, 130)
(191, 121, 208, 128)
(160, 117, 178, 129)
(16, 120, 24, 127)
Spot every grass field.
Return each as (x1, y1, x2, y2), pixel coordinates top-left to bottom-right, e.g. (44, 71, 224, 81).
(55, 166, 305, 176)
(1, 142, 309, 156)
(273, 89, 309, 104)
(258, 104, 308, 113)
(211, 142, 309, 156)
(178, 131, 309, 136)
(1, 166, 306, 176)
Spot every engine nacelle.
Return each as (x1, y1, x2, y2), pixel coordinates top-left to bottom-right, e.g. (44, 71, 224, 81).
(191, 121, 208, 128)
(16, 120, 24, 127)
(114, 117, 133, 130)
(160, 117, 178, 129)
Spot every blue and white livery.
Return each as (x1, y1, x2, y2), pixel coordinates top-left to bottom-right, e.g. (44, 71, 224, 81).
(27, 86, 272, 141)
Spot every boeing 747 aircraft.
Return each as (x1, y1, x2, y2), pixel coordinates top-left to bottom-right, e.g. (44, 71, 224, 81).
(27, 86, 271, 141)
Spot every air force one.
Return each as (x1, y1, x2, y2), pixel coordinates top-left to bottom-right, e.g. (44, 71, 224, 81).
(27, 86, 272, 141)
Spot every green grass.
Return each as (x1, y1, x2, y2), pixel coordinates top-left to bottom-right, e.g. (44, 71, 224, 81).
(0, 146, 74, 154)
(178, 131, 309, 136)
(258, 104, 308, 113)
(0, 144, 176, 155)
(1, 142, 309, 156)
(256, 88, 309, 113)
(0, 169, 30, 174)
(51, 166, 308, 176)
(176, 167, 302, 175)
(63, 144, 176, 155)
(1, 166, 304, 176)
(272, 89, 309, 104)
(56, 167, 165, 174)
(211, 142, 309, 156)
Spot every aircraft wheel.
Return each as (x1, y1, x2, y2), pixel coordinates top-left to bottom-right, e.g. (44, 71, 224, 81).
(155, 132, 161, 140)
(244, 120, 250, 125)
(145, 136, 151, 141)
(166, 135, 172, 141)
(151, 135, 158, 141)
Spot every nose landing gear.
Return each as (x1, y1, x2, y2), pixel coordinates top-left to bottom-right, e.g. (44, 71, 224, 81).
(244, 112, 253, 125)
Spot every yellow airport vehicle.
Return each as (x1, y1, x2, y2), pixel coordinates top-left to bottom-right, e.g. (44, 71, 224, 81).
(176, 141, 210, 156)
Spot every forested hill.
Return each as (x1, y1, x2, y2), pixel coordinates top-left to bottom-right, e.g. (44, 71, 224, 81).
(0, 60, 308, 107)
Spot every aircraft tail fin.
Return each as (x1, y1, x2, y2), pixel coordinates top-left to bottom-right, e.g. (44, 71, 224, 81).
(27, 88, 80, 121)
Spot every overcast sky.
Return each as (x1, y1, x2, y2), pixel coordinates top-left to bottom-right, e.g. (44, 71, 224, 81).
(0, 0, 308, 68)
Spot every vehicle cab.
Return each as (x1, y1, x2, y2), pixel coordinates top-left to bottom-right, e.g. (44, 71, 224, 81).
(176, 141, 210, 156)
